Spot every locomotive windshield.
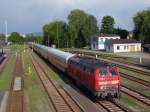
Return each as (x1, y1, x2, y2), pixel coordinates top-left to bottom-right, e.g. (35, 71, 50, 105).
(108, 69, 117, 76)
(99, 68, 106, 76)
(99, 67, 117, 76)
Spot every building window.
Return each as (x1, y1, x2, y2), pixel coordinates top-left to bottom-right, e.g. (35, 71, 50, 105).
(101, 38, 103, 42)
(124, 45, 128, 50)
(137, 45, 140, 51)
(93, 44, 95, 48)
(117, 46, 120, 50)
(108, 46, 110, 50)
(127, 46, 128, 50)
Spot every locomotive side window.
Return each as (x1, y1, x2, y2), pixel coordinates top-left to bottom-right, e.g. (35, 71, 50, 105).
(99, 68, 106, 76)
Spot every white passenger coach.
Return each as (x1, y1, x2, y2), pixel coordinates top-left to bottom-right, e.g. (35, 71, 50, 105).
(30, 43, 75, 72)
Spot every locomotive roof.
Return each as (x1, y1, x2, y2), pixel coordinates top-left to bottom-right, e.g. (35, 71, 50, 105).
(70, 56, 113, 69)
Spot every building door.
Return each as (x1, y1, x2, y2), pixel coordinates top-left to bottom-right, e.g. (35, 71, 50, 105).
(129, 45, 135, 52)
(136, 45, 140, 51)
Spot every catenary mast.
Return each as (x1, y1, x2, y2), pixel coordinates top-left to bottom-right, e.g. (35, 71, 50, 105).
(5, 20, 8, 43)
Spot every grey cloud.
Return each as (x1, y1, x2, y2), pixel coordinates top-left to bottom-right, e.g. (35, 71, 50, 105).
(0, 0, 149, 33)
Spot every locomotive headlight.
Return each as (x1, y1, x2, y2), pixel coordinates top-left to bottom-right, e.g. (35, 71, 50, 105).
(98, 80, 119, 85)
(100, 86, 104, 89)
(100, 86, 106, 89)
(98, 81, 108, 85)
(114, 84, 118, 88)
(112, 80, 119, 84)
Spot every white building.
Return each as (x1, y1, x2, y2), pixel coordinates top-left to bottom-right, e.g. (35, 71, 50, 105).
(105, 39, 141, 53)
(20, 34, 26, 38)
(91, 34, 120, 50)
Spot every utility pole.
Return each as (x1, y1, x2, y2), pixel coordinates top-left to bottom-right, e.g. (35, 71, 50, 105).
(5, 20, 8, 43)
(57, 22, 59, 48)
(67, 40, 69, 52)
(48, 35, 49, 46)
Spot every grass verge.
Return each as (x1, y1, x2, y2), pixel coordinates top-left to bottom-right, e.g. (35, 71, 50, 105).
(0, 55, 16, 91)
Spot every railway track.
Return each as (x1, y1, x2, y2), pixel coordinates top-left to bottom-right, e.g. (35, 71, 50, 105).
(30, 53, 84, 112)
(121, 72, 150, 88)
(95, 97, 134, 112)
(118, 65, 150, 77)
(6, 54, 24, 112)
(96, 85, 150, 112)
(96, 100, 131, 112)
(121, 85, 150, 106)
(71, 50, 150, 77)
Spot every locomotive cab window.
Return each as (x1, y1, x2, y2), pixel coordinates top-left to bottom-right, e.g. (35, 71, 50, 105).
(99, 68, 106, 76)
(109, 69, 117, 76)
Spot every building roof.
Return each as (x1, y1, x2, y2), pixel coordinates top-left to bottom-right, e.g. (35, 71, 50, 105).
(106, 39, 141, 44)
(95, 34, 120, 37)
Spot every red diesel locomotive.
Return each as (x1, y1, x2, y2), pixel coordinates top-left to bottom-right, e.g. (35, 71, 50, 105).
(30, 43, 121, 99)
(67, 56, 120, 98)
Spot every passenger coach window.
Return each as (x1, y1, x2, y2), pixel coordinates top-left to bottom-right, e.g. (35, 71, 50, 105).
(99, 68, 106, 76)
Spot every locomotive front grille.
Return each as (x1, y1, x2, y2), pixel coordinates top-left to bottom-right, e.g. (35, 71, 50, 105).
(94, 87, 119, 98)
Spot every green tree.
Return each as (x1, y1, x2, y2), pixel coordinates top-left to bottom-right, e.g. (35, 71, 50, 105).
(43, 21, 68, 48)
(114, 28, 129, 39)
(43, 9, 99, 48)
(83, 15, 99, 45)
(25, 34, 35, 42)
(26, 34, 43, 43)
(43, 24, 50, 46)
(36, 36, 43, 44)
(68, 9, 87, 47)
(133, 9, 150, 43)
(101, 16, 115, 34)
(68, 9, 98, 48)
(8, 32, 25, 44)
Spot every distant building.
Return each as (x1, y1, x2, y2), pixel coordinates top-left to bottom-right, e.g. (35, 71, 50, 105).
(6, 33, 26, 38)
(91, 34, 120, 50)
(20, 34, 26, 38)
(105, 39, 141, 53)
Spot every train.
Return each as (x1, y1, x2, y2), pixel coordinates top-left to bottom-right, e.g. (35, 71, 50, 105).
(29, 43, 121, 99)
(0, 53, 6, 64)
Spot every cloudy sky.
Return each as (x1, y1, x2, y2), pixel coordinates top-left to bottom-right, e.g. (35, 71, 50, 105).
(0, 0, 150, 34)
